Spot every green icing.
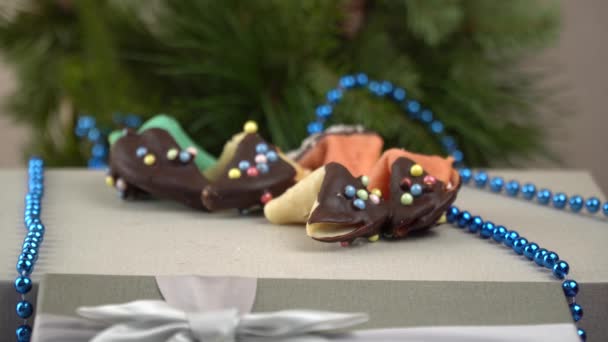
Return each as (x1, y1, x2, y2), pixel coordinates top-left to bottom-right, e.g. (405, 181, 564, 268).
(108, 114, 216, 171)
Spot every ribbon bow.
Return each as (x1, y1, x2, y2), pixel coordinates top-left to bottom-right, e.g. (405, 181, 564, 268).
(76, 300, 369, 342)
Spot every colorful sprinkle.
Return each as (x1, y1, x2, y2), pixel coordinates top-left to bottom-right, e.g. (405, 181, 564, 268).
(400, 177, 412, 190)
(238, 160, 251, 170)
(344, 185, 356, 198)
(353, 198, 366, 210)
(257, 163, 269, 174)
(143, 154, 156, 166)
(436, 213, 447, 224)
(423, 175, 436, 185)
(256, 143, 269, 154)
(260, 191, 273, 204)
(186, 146, 198, 156)
(135, 146, 147, 158)
(255, 154, 268, 164)
(369, 194, 380, 204)
(410, 164, 423, 177)
(179, 151, 191, 163)
(368, 234, 380, 242)
(266, 151, 278, 162)
(116, 178, 127, 191)
(228, 168, 241, 179)
(361, 175, 369, 187)
(247, 167, 259, 177)
(410, 184, 423, 197)
(243, 120, 258, 134)
(356, 189, 369, 201)
(105, 176, 114, 187)
(371, 188, 382, 197)
(400, 193, 414, 205)
(166, 148, 179, 160)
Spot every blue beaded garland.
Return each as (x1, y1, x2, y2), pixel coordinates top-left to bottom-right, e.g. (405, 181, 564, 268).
(543, 252, 560, 269)
(16, 300, 33, 319)
(468, 216, 483, 233)
(457, 211, 472, 228)
(578, 328, 586, 341)
(16, 324, 32, 342)
(480, 221, 494, 239)
(534, 249, 548, 267)
(14, 276, 32, 294)
(562, 280, 579, 297)
(16, 259, 33, 275)
(503, 231, 519, 248)
(552, 193, 567, 209)
(603, 202, 608, 216)
(569, 195, 584, 212)
(512, 237, 528, 255)
(492, 225, 507, 242)
(474, 171, 488, 188)
(459, 169, 472, 184)
(523, 242, 539, 260)
(585, 197, 600, 213)
(537, 189, 552, 205)
(490, 177, 504, 192)
(521, 183, 536, 200)
(570, 303, 583, 322)
(446, 206, 459, 223)
(505, 180, 520, 196)
(552, 261, 570, 279)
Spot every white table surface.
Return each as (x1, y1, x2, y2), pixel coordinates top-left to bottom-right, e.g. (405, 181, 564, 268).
(1, 169, 607, 284)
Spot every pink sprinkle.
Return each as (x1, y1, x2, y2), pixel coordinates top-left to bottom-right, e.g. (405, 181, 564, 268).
(369, 194, 380, 204)
(247, 167, 259, 177)
(255, 154, 267, 164)
(424, 175, 437, 185)
(186, 146, 198, 156)
(260, 191, 273, 204)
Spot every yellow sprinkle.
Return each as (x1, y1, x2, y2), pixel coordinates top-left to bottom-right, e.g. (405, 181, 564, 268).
(437, 213, 447, 224)
(143, 154, 156, 166)
(105, 176, 114, 187)
(243, 121, 258, 134)
(228, 168, 241, 179)
(410, 164, 423, 177)
(371, 188, 382, 197)
(166, 148, 179, 160)
(361, 175, 369, 187)
(368, 234, 380, 242)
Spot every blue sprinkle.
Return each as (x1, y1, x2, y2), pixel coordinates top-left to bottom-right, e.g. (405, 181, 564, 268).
(410, 184, 423, 197)
(344, 185, 356, 198)
(266, 151, 278, 162)
(238, 160, 251, 170)
(255, 143, 269, 154)
(257, 163, 269, 174)
(353, 198, 366, 210)
(179, 151, 191, 163)
(135, 146, 147, 158)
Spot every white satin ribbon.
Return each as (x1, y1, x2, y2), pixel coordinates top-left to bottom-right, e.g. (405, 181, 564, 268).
(76, 300, 369, 342)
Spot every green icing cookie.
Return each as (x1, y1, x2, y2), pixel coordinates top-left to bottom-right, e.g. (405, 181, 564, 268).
(108, 114, 216, 171)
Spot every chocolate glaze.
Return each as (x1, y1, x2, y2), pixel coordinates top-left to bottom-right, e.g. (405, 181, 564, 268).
(109, 128, 209, 209)
(308, 163, 389, 243)
(386, 157, 460, 238)
(201, 133, 296, 211)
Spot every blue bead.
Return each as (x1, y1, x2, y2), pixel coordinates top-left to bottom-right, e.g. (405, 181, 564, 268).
(430, 121, 444, 134)
(27, 231, 43, 242)
(503, 231, 519, 247)
(315, 104, 333, 118)
(16, 324, 32, 342)
(353, 199, 366, 210)
(577, 328, 586, 341)
(420, 110, 433, 123)
(459, 169, 472, 184)
(266, 151, 278, 162)
(523, 242, 539, 260)
(326, 89, 343, 103)
(19, 253, 36, 263)
(28, 223, 45, 233)
(603, 202, 608, 216)
(569, 303, 583, 322)
(91, 143, 108, 158)
(307, 122, 324, 135)
(490, 177, 504, 192)
(77, 115, 95, 130)
(87, 158, 107, 169)
(536, 189, 551, 205)
(368, 81, 381, 95)
(179, 151, 191, 163)
(23, 236, 40, 245)
(533, 249, 548, 266)
(585, 197, 600, 213)
(441, 136, 456, 150)
(480, 221, 494, 238)
(14, 276, 32, 294)
(380, 81, 393, 94)
(406, 100, 420, 115)
(344, 185, 356, 198)
(505, 180, 520, 196)
(543, 251, 560, 269)
(355, 73, 368, 86)
(492, 225, 507, 242)
(256, 163, 269, 174)
(521, 183, 536, 200)
(513, 237, 528, 254)
(456, 211, 472, 228)
(255, 143, 269, 154)
(452, 150, 463, 163)
(339, 75, 356, 88)
(16, 300, 33, 319)
(446, 206, 459, 223)
(569, 195, 584, 212)
(22, 241, 38, 251)
(468, 216, 483, 233)
(410, 184, 423, 197)
(17, 259, 33, 275)
(238, 160, 250, 171)
(552, 260, 569, 279)
(474, 171, 488, 188)
(392, 88, 406, 102)
(552, 192, 567, 209)
(562, 280, 579, 297)
(124, 114, 142, 128)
